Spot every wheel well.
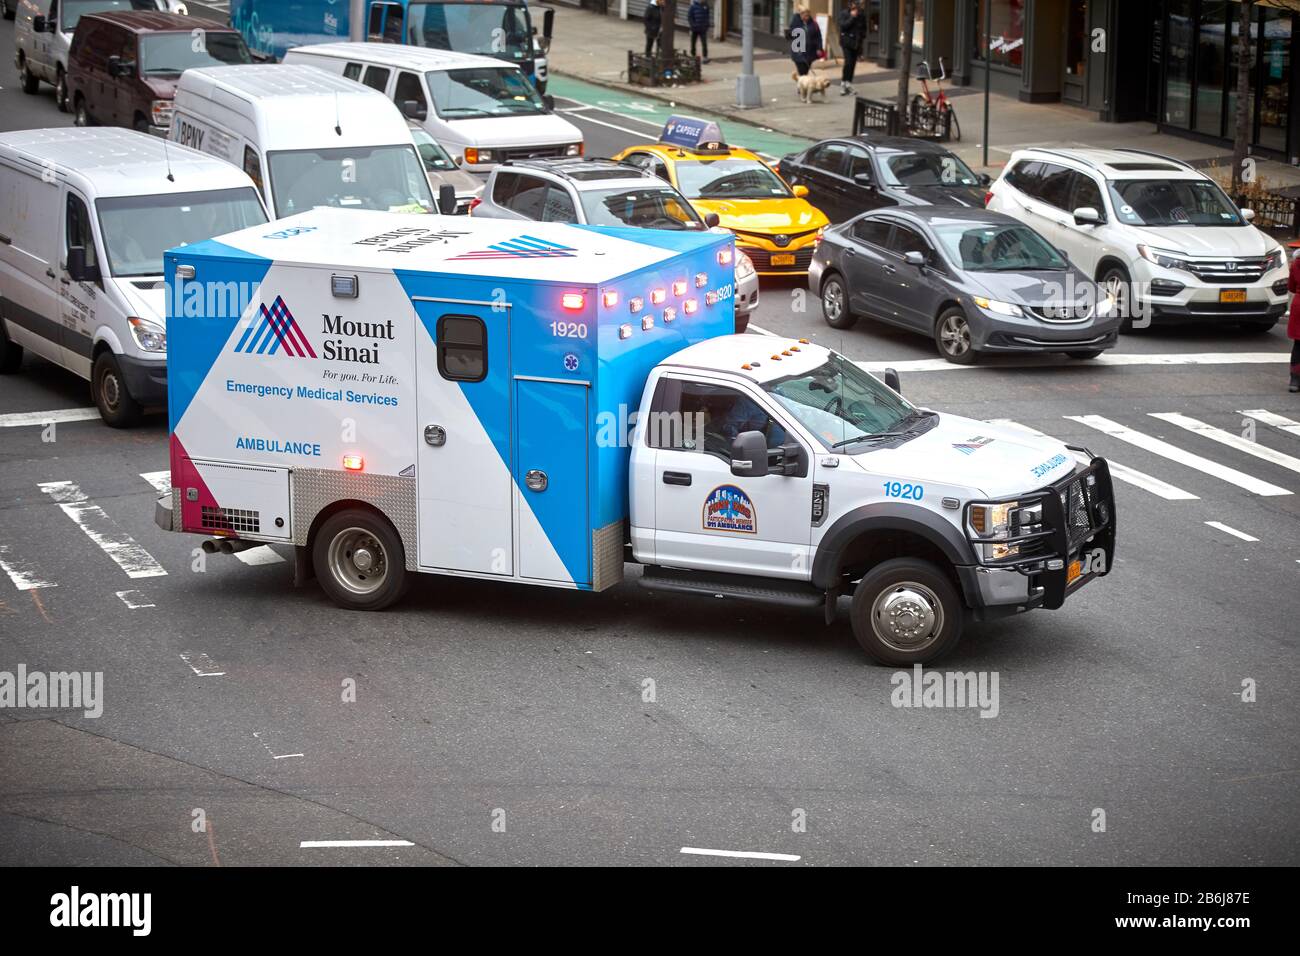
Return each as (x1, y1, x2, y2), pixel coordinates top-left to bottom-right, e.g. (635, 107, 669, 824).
(1094, 256, 1129, 282)
(835, 529, 960, 592)
(818, 267, 842, 296)
(932, 298, 965, 329)
(305, 499, 401, 562)
(91, 340, 112, 361)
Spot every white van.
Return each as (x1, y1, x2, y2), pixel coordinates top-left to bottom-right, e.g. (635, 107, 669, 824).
(0, 127, 268, 425)
(13, 0, 172, 112)
(169, 63, 438, 220)
(281, 42, 583, 174)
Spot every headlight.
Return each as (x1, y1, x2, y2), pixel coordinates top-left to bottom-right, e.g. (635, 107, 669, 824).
(969, 501, 1018, 560)
(565, 143, 583, 157)
(128, 317, 166, 353)
(734, 250, 756, 280)
(1137, 244, 1188, 271)
(150, 99, 173, 127)
(972, 296, 1023, 318)
(1263, 247, 1284, 272)
(464, 148, 493, 164)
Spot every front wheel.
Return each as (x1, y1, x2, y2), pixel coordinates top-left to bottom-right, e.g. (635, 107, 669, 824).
(313, 510, 408, 611)
(821, 274, 857, 329)
(20, 61, 39, 95)
(92, 352, 142, 427)
(55, 68, 69, 112)
(74, 96, 93, 127)
(935, 306, 976, 364)
(850, 558, 964, 665)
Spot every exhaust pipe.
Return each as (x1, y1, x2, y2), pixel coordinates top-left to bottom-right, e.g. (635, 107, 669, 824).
(203, 538, 260, 554)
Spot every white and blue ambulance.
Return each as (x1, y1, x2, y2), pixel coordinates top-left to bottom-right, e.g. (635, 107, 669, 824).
(157, 208, 1116, 665)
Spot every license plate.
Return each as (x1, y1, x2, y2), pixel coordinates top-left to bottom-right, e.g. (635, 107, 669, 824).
(771, 253, 796, 266)
(1066, 559, 1083, 585)
(1220, 288, 1247, 303)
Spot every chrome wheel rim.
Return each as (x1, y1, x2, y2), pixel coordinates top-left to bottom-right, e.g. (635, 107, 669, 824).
(870, 581, 944, 652)
(823, 281, 844, 322)
(939, 314, 970, 356)
(55, 73, 66, 108)
(327, 527, 389, 596)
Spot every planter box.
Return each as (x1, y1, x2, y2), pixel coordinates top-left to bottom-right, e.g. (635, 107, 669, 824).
(627, 50, 703, 87)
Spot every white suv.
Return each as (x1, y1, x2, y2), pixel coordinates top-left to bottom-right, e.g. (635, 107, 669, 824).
(987, 147, 1289, 331)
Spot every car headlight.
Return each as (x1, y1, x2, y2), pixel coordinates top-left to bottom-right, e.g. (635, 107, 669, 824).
(972, 296, 1023, 318)
(128, 316, 166, 353)
(463, 148, 493, 164)
(150, 99, 173, 127)
(734, 250, 755, 280)
(968, 500, 1018, 561)
(565, 143, 583, 157)
(1263, 246, 1284, 273)
(1137, 244, 1189, 271)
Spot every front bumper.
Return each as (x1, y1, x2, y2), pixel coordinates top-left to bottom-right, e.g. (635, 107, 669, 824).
(737, 239, 819, 276)
(969, 306, 1122, 354)
(735, 268, 759, 315)
(1132, 262, 1289, 325)
(117, 354, 168, 406)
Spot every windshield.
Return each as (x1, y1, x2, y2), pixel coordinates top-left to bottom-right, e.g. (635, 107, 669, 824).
(95, 187, 266, 278)
(579, 186, 704, 230)
(426, 67, 545, 119)
(765, 354, 916, 450)
(1107, 179, 1244, 227)
(61, 0, 156, 32)
(411, 129, 457, 172)
(407, 2, 532, 61)
(932, 222, 1067, 272)
(674, 159, 793, 200)
(879, 150, 980, 188)
(139, 32, 252, 75)
(266, 145, 436, 218)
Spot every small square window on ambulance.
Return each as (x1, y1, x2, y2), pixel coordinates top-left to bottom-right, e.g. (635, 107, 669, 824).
(437, 315, 487, 382)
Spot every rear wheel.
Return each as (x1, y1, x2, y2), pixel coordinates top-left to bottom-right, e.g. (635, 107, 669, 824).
(935, 306, 976, 364)
(92, 352, 142, 427)
(134, 115, 150, 134)
(55, 68, 68, 112)
(850, 558, 964, 665)
(821, 273, 857, 329)
(74, 95, 93, 127)
(313, 510, 408, 611)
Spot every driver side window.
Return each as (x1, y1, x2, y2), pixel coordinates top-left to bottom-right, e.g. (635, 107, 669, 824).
(648, 379, 788, 461)
(65, 192, 97, 272)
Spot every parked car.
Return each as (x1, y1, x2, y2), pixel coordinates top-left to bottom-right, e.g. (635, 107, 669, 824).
(68, 11, 251, 134)
(810, 207, 1120, 364)
(408, 122, 483, 214)
(14, 0, 169, 112)
(986, 147, 1289, 331)
(472, 157, 759, 331)
(777, 132, 990, 223)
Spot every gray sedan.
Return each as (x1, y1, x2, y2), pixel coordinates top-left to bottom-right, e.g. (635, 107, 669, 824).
(809, 207, 1121, 363)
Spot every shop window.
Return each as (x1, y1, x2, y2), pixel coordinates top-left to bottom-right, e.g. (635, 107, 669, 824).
(975, 0, 1025, 68)
(1163, 0, 1194, 129)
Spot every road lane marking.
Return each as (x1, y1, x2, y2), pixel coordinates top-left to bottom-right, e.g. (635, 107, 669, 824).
(300, 840, 414, 848)
(1239, 409, 1300, 438)
(986, 419, 1198, 501)
(179, 652, 224, 677)
(140, 471, 171, 494)
(115, 590, 155, 609)
(1064, 416, 1291, 496)
(38, 481, 169, 577)
(848, 352, 1291, 373)
(0, 407, 100, 428)
(559, 109, 671, 140)
(680, 847, 801, 862)
(234, 546, 286, 566)
(1150, 412, 1300, 475)
(0, 543, 58, 590)
(1204, 521, 1258, 542)
(253, 731, 302, 760)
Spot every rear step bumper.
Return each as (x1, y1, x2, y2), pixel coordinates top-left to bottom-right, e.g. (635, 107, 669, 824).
(639, 566, 824, 608)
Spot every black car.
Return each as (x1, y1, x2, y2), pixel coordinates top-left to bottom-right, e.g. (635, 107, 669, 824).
(809, 207, 1121, 364)
(778, 133, 991, 224)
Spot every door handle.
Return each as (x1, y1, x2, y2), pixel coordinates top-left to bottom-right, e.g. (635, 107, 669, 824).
(0, 234, 12, 245)
(882, 263, 897, 274)
(845, 247, 857, 256)
(45, 268, 56, 279)
(662, 471, 692, 486)
(60, 277, 70, 285)
(423, 424, 446, 446)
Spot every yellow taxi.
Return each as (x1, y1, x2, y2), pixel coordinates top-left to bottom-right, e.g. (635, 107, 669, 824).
(612, 117, 829, 276)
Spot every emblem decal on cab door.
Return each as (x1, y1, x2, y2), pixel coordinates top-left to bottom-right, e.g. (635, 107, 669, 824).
(703, 484, 757, 534)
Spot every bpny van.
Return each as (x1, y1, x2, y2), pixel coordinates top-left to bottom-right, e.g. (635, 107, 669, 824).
(49, 886, 151, 937)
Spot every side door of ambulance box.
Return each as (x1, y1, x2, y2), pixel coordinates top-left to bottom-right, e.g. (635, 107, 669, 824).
(0, 160, 64, 366)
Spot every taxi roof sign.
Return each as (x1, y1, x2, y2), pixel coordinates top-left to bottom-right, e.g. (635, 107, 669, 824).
(659, 115, 727, 151)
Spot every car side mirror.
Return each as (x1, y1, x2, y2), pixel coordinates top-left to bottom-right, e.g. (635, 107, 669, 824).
(776, 441, 807, 478)
(33, 14, 47, 31)
(903, 250, 926, 267)
(978, 172, 992, 186)
(792, 184, 810, 198)
(1240, 207, 1255, 222)
(437, 184, 457, 215)
(66, 246, 100, 284)
(542, 94, 555, 112)
(1057, 247, 1071, 262)
(853, 172, 875, 189)
(1073, 206, 1101, 226)
(543, 8, 554, 38)
(730, 430, 769, 478)
(884, 367, 901, 393)
(704, 212, 720, 228)
(400, 99, 427, 121)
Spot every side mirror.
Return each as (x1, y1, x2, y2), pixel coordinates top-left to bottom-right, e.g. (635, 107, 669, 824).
(978, 172, 992, 186)
(704, 212, 720, 228)
(438, 183, 457, 215)
(66, 246, 100, 284)
(1057, 247, 1071, 261)
(400, 99, 427, 121)
(1072, 206, 1101, 226)
(32, 14, 46, 31)
(543, 8, 554, 39)
(853, 172, 875, 188)
(883, 367, 901, 393)
(729, 430, 769, 478)
(776, 441, 807, 478)
(903, 250, 926, 267)
(542, 93, 555, 111)
(792, 184, 810, 198)
(1240, 207, 1256, 222)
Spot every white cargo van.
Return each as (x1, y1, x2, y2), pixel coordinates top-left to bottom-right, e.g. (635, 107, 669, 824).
(13, 0, 170, 112)
(0, 127, 268, 425)
(168, 63, 437, 219)
(281, 43, 583, 174)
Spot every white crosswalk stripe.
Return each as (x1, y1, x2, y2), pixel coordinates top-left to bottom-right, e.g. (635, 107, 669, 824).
(38, 481, 168, 578)
(1239, 409, 1300, 438)
(0, 542, 57, 590)
(140, 471, 171, 494)
(1149, 412, 1300, 476)
(1064, 415, 1291, 497)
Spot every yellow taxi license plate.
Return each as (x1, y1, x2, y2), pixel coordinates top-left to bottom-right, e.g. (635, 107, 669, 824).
(771, 253, 796, 266)
(1220, 289, 1247, 303)
(1066, 560, 1083, 585)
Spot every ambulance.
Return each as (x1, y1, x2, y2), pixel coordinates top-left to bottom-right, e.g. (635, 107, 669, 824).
(155, 209, 1116, 665)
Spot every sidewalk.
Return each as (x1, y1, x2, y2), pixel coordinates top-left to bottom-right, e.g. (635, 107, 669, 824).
(547, 5, 1300, 191)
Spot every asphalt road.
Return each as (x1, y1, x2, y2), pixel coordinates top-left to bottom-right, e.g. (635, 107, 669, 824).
(2, 16, 1299, 866)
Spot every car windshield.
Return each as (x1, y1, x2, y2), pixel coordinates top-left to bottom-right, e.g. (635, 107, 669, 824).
(674, 159, 792, 200)
(426, 67, 546, 119)
(579, 186, 704, 229)
(61, 0, 156, 32)
(139, 32, 252, 75)
(879, 150, 980, 187)
(765, 353, 917, 450)
(411, 130, 457, 172)
(95, 187, 266, 278)
(407, 1, 532, 61)
(1107, 179, 1244, 227)
(932, 222, 1068, 272)
(266, 145, 436, 218)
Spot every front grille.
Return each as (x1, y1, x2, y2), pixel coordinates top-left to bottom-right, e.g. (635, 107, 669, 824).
(1057, 473, 1106, 550)
(733, 227, 820, 246)
(500, 144, 570, 161)
(1023, 303, 1095, 323)
(201, 505, 259, 534)
(1183, 259, 1266, 284)
(743, 247, 815, 271)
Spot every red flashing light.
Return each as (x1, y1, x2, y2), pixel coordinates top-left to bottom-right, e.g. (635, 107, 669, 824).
(683, 299, 698, 314)
(718, 248, 733, 265)
(342, 455, 364, 472)
(672, 279, 687, 296)
(562, 293, 585, 311)
(602, 290, 619, 308)
(650, 288, 666, 305)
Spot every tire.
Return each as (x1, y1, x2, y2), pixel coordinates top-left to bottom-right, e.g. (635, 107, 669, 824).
(55, 68, 69, 112)
(934, 306, 976, 364)
(1237, 321, 1276, 334)
(0, 320, 23, 374)
(735, 311, 751, 334)
(850, 558, 964, 666)
(74, 96, 93, 127)
(820, 273, 857, 329)
(3, 0, 15, 21)
(313, 509, 408, 611)
(1098, 263, 1135, 330)
(134, 115, 150, 134)
(20, 61, 39, 95)
(908, 93, 931, 133)
(1066, 349, 1104, 360)
(91, 351, 142, 427)
(946, 105, 961, 141)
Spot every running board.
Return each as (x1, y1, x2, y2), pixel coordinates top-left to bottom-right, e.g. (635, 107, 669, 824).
(639, 566, 824, 608)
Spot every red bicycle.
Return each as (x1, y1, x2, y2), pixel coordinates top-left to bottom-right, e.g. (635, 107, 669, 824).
(909, 58, 960, 141)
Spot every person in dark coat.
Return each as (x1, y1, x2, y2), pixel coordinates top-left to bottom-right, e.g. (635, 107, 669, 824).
(689, 0, 712, 63)
(1289, 247, 1300, 392)
(838, 1, 866, 94)
(644, 0, 662, 58)
(787, 5, 823, 77)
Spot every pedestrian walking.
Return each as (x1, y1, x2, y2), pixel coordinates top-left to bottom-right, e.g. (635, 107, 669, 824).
(787, 4, 823, 77)
(1289, 247, 1300, 392)
(838, 1, 866, 95)
(644, 0, 662, 58)
(689, 0, 712, 63)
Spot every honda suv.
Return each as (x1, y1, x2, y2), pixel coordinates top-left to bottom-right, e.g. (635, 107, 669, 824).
(986, 147, 1289, 331)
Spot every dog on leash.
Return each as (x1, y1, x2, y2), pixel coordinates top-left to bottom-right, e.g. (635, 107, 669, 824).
(792, 70, 832, 103)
